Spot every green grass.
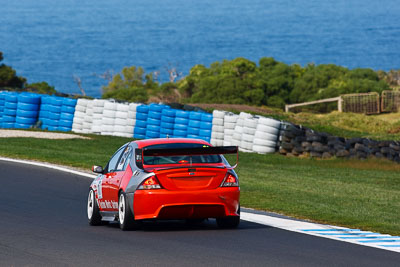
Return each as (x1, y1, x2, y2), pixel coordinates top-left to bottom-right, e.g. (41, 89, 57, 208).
(0, 132, 399, 235)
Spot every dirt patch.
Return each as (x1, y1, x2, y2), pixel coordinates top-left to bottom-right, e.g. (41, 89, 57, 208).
(189, 103, 278, 115)
(0, 129, 90, 140)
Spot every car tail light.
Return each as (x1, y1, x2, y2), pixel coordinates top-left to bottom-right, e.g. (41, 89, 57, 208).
(138, 175, 162, 190)
(221, 173, 239, 187)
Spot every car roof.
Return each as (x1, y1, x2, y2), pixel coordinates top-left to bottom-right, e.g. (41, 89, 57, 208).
(134, 138, 210, 149)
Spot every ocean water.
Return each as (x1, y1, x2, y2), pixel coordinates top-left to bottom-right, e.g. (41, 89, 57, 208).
(1, 0, 399, 97)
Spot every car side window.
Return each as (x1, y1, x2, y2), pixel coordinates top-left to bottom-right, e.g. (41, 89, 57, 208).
(116, 146, 133, 171)
(105, 146, 126, 173)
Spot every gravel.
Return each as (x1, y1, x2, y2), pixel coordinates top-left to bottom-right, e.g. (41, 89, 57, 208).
(0, 129, 90, 139)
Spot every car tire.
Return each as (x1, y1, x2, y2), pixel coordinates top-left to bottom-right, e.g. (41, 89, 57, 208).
(87, 189, 102, 226)
(216, 216, 240, 229)
(216, 205, 240, 229)
(118, 192, 139, 231)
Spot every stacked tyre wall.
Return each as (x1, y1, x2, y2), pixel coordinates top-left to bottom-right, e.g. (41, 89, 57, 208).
(278, 122, 400, 163)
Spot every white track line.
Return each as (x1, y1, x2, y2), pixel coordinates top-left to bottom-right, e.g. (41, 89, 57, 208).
(1, 157, 398, 254)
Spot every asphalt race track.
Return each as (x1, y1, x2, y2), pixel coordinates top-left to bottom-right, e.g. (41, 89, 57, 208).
(1, 160, 400, 266)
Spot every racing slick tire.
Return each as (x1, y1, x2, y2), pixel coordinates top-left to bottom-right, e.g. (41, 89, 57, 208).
(216, 205, 240, 229)
(216, 216, 240, 229)
(118, 192, 139, 231)
(87, 189, 102, 226)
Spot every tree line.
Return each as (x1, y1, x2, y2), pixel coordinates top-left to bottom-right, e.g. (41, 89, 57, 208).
(102, 57, 399, 111)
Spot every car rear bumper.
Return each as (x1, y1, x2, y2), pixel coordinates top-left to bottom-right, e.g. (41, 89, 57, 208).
(132, 187, 240, 220)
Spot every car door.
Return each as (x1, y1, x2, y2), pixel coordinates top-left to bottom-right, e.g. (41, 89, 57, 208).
(107, 146, 134, 208)
(100, 145, 126, 211)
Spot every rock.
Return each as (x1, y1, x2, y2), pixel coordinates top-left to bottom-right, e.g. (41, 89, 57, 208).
(301, 141, 311, 147)
(281, 141, 294, 151)
(336, 150, 350, 157)
(279, 148, 288, 154)
(310, 151, 322, 158)
(322, 152, 332, 159)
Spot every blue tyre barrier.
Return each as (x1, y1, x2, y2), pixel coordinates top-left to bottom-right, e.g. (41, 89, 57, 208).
(175, 110, 189, 118)
(199, 129, 212, 137)
(41, 97, 53, 105)
(175, 117, 188, 125)
(14, 123, 31, 129)
(16, 109, 38, 118)
(46, 119, 58, 126)
(147, 118, 161, 126)
(173, 129, 187, 137)
(60, 113, 74, 121)
(200, 122, 212, 129)
(2, 122, 14, 128)
(5, 94, 18, 103)
(200, 136, 211, 143)
(148, 111, 162, 120)
(146, 130, 160, 138)
(58, 126, 71, 132)
(187, 127, 200, 135)
(188, 120, 201, 128)
(148, 104, 163, 112)
(50, 97, 63, 106)
(4, 102, 17, 109)
(162, 109, 176, 117)
(147, 124, 160, 132)
(46, 126, 58, 131)
(62, 98, 77, 107)
(136, 105, 149, 113)
(135, 119, 147, 128)
(134, 133, 146, 139)
(136, 112, 148, 120)
(174, 123, 187, 131)
(162, 116, 175, 123)
(17, 102, 39, 111)
(201, 113, 213, 122)
(16, 117, 37, 124)
(61, 105, 75, 113)
(189, 111, 202, 121)
(2, 115, 16, 122)
(160, 122, 174, 129)
(160, 128, 173, 135)
(39, 110, 50, 118)
(48, 112, 60, 120)
(50, 105, 62, 113)
(187, 134, 201, 139)
(58, 120, 73, 128)
(40, 104, 53, 112)
(18, 94, 40, 104)
(134, 127, 146, 135)
(4, 108, 17, 116)
(159, 133, 169, 138)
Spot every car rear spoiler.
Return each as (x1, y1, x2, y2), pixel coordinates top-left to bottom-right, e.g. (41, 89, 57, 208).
(135, 146, 239, 169)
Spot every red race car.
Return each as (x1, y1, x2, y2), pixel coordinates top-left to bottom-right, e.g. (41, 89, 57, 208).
(87, 138, 240, 230)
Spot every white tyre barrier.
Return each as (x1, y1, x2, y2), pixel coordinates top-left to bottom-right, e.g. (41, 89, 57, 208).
(254, 131, 279, 141)
(242, 133, 254, 143)
(212, 118, 224, 126)
(253, 138, 277, 147)
(253, 145, 276, 154)
(114, 118, 127, 126)
(258, 116, 281, 129)
(256, 124, 280, 135)
(243, 127, 256, 135)
(212, 110, 225, 119)
(103, 109, 116, 118)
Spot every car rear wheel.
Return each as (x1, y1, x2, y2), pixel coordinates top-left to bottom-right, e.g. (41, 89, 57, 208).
(118, 192, 139, 231)
(216, 205, 240, 229)
(216, 216, 240, 229)
(87, 189, 102, 226)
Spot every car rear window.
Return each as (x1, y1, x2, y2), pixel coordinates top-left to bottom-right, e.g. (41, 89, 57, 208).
(143, 143, 222, 165)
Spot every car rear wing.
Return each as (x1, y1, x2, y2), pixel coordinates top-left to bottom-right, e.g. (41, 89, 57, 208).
(135, 146, 239, 169)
